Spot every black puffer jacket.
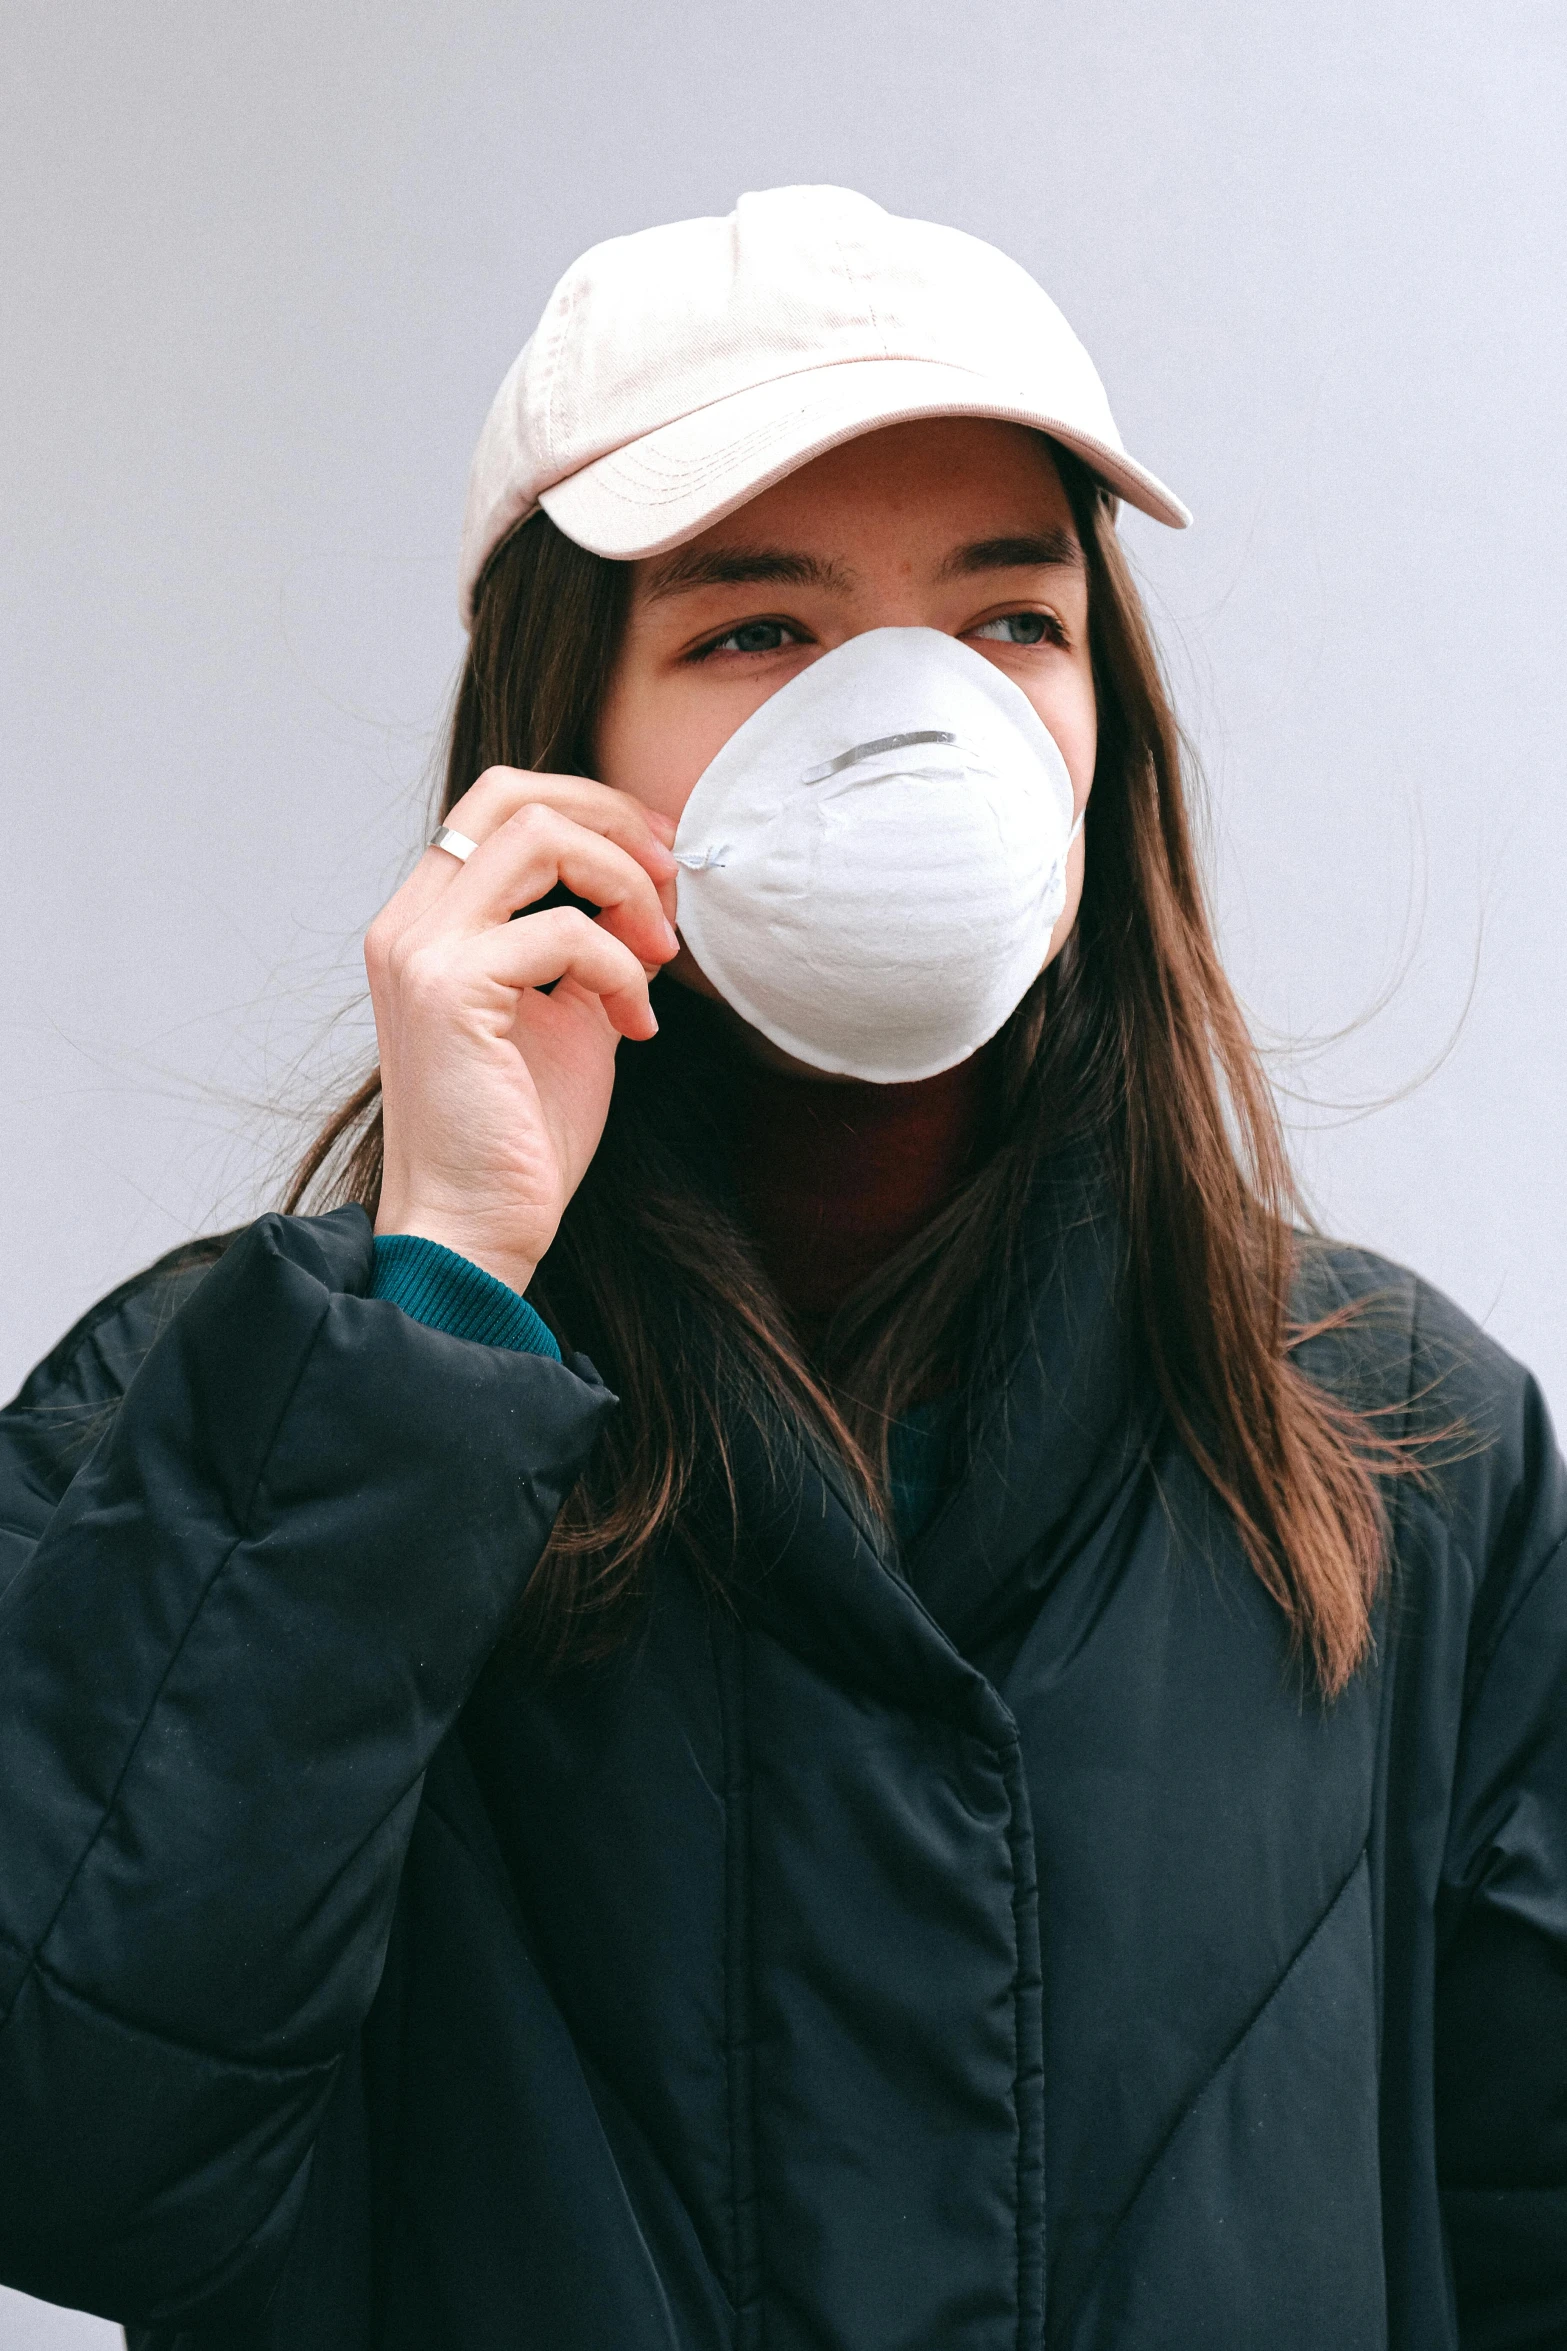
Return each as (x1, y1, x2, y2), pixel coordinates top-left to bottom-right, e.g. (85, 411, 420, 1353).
(0, 1201, 1563, 2350)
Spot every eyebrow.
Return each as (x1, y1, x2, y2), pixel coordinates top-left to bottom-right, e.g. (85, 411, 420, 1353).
(936, 530, 1084, 579)
(641, 546, 856, 603)
(639, 526, 1084, 606)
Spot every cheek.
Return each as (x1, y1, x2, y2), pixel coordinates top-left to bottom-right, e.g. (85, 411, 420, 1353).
(595, 638, 823, 826)
(1012, 659, 1097, 813)
(1048, 682, 1097, 813)
(593, 688, 676, 827)
(1034, 671, 1095, 971)
(593, 671, 724, 829)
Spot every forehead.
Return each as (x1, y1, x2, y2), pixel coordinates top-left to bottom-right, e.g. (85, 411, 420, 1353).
(639, 418, 1078, 579)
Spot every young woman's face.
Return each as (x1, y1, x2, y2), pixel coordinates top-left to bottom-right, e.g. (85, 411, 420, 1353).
(595, 415, 1098, 1025)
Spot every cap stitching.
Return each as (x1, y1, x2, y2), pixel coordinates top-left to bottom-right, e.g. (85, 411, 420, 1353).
(542, 349, 995, 492)
(574, 366, 1000, 500)
(557, 395, 1162, 516)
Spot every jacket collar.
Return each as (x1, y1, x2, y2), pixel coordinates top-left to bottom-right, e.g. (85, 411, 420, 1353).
(907, 1162, 1159, 1668)
(722, 1149, 1157, 1706)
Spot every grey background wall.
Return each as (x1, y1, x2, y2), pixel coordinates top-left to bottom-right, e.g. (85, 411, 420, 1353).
(2, 3, 1563, 2340)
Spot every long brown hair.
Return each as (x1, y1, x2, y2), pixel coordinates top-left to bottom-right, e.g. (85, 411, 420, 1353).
(289, 450, 1411, 1697)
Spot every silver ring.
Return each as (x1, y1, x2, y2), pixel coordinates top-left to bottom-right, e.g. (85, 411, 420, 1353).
(430, 824, 478, 863)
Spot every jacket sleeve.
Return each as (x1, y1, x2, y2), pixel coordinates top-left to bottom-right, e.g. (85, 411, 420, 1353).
(0, 1207, 613, 2329)
(1432, 1354, 1567, 2350)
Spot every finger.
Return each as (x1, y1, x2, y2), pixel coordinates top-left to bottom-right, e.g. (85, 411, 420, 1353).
(434, 805, 679, 967)
(594, 894, 678, 976)
(379, 768, 679, 941)
(449, 768, 677, 882)
(459, 905, 659, 1039)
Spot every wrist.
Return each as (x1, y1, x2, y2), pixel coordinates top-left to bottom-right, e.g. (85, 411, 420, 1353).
(372, 1207, 539, 1299)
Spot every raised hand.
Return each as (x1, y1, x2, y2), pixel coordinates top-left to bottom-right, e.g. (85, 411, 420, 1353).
(365, 766, 680, 1294)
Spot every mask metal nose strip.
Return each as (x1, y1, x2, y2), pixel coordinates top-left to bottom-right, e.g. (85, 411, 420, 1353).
(801, 729, 958, 785)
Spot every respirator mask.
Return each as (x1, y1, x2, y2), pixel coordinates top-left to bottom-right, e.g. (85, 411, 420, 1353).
(671, 626, 1083, 1084)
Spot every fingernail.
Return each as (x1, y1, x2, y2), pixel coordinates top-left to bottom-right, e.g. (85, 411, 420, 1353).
(647, 812, 678, 844)
(662, 919, 680, 956)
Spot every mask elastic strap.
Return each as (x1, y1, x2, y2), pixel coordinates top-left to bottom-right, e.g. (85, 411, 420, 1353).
(1068, 806, 1085, 846)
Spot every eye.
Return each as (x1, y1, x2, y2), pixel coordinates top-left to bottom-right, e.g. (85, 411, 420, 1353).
(695, 618, 803, 658)
(970, 612, 1064, 647)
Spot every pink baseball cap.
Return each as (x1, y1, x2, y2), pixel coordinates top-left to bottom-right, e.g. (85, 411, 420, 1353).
(458, 184, 1190, 625)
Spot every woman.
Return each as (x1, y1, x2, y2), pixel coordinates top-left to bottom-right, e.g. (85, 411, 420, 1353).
(0, 185, 1562, 2351)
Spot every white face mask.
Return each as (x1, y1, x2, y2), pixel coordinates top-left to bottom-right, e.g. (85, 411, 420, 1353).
(671, 626, 1083, 1084)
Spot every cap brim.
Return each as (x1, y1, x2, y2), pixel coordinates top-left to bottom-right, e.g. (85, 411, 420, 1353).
(538, 354, 1190, 559)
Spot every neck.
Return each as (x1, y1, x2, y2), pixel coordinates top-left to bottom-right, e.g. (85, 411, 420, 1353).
(732, 1048, 994, 1335)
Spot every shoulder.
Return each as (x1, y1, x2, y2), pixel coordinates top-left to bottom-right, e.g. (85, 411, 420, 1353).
(9, 1203, 384, 1423)
(1290, 1234, 1537, 1446)
(10, 1233, 242, 1414)
(2, 1209, 384, 1527)
(3, 1232, 244, 1500)
(1293, 1235, 1567, 1629)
